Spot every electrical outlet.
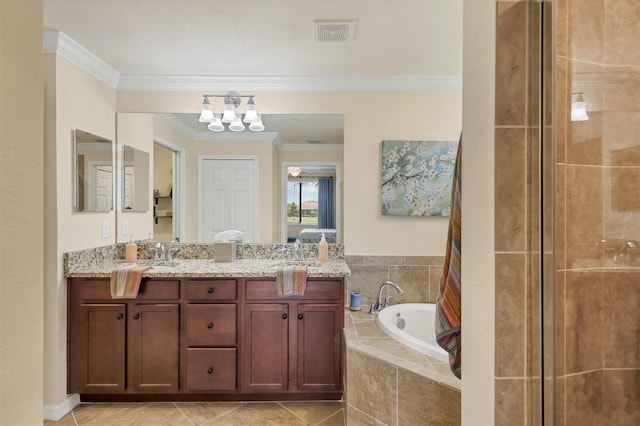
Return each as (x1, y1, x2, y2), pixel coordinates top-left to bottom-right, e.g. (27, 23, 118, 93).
(122, 220, 129, 236)
(102, 221, 110, 239)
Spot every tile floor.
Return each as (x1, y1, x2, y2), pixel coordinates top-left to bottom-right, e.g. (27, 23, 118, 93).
(44, 401, 345, 426)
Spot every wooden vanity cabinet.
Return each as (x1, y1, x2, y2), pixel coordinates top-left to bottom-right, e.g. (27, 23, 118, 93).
(184, 279, 238, 392)
(242, 278, 344, 394)
(68, 274, 344, 400)
(68, 278, 180, 394)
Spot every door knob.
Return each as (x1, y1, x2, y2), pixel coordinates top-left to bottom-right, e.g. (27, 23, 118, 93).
(133, 313, 140, 320)
(282, 313, 288, 320)
(298, 313, 304, 320)
(207, 322, 214, 329)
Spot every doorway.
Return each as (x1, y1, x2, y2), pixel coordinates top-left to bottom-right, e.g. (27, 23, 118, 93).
(153, 139, 184, 242)
(198, 156, 258, 243)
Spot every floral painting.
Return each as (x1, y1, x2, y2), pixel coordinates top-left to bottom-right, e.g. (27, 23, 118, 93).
(381, 140, 458, 216)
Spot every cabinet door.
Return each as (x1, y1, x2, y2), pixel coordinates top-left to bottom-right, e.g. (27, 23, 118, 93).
(296, 304, 342, 391)
(69, 304, 126, 393)
(128, 304, 180, 393)
(242, 304, 289, 392)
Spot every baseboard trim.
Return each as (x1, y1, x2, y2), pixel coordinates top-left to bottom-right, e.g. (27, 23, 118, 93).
(43, 394, 80, 421)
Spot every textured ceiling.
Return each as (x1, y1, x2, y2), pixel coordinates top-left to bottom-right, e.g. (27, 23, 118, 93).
(43, 0, 462, 78)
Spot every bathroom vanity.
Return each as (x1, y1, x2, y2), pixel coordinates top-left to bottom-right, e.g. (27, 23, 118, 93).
(66, 253, 349, 402)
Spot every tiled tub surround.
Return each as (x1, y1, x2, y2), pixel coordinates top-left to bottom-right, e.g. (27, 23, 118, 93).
(344, 255, 445, 307)
(344, 308, 460, 425)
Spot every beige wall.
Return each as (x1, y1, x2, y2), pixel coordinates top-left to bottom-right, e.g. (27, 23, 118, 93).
(117, 90, 462, 255)
(461, 0, 495, 424)
(0, 1, 44, 424)
(116, 113, 154, 242)
(43, 54, 117, 410)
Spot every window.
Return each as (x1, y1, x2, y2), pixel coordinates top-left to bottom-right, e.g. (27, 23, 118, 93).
(287, 179, 318, 224)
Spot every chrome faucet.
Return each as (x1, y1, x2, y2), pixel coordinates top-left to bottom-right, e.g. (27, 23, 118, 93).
(151, 242, 180, 262)
(369, 281, 404, 313)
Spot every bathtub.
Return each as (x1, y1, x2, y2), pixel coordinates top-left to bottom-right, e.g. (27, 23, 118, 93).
(376, 303, 449, 363)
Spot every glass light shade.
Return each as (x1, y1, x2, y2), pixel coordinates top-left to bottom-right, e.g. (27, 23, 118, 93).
(248, 115, 265, 132)
(571, 101, 589, 121)
(243, 98, 258, 123)
(199, 102, 214, 123)
(207, 115, 224, 132)
(221, 103, 237, 123)
(229, 115, 245, 131)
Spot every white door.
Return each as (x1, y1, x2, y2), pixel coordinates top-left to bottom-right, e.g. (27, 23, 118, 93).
(200, 158, 257, 243)
(123, 168, 134, 209)
(93, 165, 113, 210)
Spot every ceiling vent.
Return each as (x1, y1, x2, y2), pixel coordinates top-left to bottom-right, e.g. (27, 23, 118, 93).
(313, 20, 356, 42)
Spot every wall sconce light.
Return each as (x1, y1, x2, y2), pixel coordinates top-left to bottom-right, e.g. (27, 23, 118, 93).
(571, 92, 589, 122)
(198, 94, 265, 132)
(288, 166, 302, 177)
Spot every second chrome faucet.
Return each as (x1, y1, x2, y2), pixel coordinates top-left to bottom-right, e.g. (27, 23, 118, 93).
(369, 281, 404, 313)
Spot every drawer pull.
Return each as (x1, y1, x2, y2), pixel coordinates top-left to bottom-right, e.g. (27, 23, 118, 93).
(298, 313, 304, 320)
(282, 313, 288, 320)
(208, 287, 215, 294)
(207, 322, 214, 329)
(133, 313, 140, 320)
(116, 313, 124, 320)
(207, 367, 214, 374)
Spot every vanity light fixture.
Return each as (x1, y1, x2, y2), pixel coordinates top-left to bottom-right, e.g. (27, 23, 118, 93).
(198, 94, 265, 132)
(570, 92, 589, 122)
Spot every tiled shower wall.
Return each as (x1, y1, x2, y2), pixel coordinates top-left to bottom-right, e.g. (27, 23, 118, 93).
(495, 0, 640, 425)
(554, 0, 640, 424)
(494, 1, 542, 425)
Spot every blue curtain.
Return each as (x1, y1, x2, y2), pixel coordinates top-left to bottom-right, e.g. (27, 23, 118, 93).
(317, 177, 335, 229)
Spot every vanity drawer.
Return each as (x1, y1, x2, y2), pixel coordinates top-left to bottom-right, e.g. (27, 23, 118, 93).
(245, 279, 342, 301)
(185, 304, 237, 346)
(73, 278, 180, 301)
(186, 348, 237, 391)
(186, 279, 237, 301)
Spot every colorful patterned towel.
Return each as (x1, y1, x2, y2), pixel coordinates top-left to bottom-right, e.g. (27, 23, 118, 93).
(436, 137, 462, 379)
(110, 265, 152, 299)
(276, 265, 307, 297)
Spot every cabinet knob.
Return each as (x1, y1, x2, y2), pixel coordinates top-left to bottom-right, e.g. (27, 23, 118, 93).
(282, 313, 288, 320)
(208, 287, 214, 294)
(207, 367, 214, 374)
(298, 313, 304, 320)
(207, 322, 214, 329)
(133, 313, 140, 320)
(116, 313, 124, 320)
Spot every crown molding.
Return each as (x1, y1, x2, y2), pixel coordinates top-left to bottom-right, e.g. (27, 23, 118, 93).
(192, 132, 279, 142)
(42, 31, 460, 92)
(118, 74, 462, 92)
(43, 29, 120, 89)
(154, 113, 198, 139)
(279, 143, 344, 152)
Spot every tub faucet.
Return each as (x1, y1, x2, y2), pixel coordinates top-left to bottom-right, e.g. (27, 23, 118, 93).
(370, 281, 404, 313)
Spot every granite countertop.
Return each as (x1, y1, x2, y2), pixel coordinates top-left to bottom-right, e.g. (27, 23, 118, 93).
(66, 258, 351, 278)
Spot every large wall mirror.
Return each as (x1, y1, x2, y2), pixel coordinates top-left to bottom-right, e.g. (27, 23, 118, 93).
(115, 112, 344, 244)
(73, 129, 114, 212)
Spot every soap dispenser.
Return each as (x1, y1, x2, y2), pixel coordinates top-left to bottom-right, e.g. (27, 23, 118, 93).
(318, 233, 329, 263)
(125, 236, 137, 263)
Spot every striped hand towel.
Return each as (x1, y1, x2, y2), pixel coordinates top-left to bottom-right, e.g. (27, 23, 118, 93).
(436, 137, 462, 379)
(276, 265, 308, 297)
(110, 265, 152, 299)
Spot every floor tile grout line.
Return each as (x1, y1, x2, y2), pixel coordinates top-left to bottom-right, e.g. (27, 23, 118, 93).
(70, 410, 79, 426)
(196, 402, 248, 426)
(314, 407, 345, 426)
(75, 402, 142, 425)
(172, 403, 196, 426)
(276, 401, 314, 425)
